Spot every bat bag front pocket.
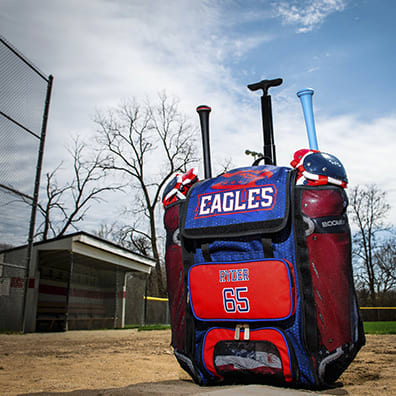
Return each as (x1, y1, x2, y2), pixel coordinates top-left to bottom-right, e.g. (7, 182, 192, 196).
(201, 327, 297, 384)
(188, 259, 296, 322)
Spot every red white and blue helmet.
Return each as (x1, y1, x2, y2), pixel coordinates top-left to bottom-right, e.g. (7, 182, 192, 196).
(291, 149, 348, 188)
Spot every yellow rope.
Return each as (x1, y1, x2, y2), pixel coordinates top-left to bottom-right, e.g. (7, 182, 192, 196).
(360, 307, 396, 310)
(145, 296, 169, 302)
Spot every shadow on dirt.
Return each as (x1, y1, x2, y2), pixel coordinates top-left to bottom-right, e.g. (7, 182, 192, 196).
(19, 379, 350, 396)
(20, 379, 225, 396)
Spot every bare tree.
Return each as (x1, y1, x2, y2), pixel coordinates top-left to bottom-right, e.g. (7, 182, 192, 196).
(95, 222, 119, 240)
(216, 156, 235, 174)
(94, 93, 197, 296)
(374, 236, 396, 294)
(96, 221, 151, 256)
(34, 137, 123, 240)
(349, 184, 392, 303)
(35, 163, 72, 240)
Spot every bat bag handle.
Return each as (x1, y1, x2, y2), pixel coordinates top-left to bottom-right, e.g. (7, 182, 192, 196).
(248, 78, 283, 166)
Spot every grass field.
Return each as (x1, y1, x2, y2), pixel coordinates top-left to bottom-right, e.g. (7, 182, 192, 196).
(363, 321, 396, 334)
(123, 324, 171, 331)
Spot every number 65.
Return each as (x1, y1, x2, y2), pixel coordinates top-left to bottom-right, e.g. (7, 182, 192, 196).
(222, 287, 250, 313)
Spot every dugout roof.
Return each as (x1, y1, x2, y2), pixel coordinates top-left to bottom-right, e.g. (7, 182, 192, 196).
(2, 231, 156, 274)
(34, 231, 156, 274)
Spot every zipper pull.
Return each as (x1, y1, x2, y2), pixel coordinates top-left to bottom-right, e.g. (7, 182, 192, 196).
(243, 324, 250, 340)
(235, 324, 241, 340)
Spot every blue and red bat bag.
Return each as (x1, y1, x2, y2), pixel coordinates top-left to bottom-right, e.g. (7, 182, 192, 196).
(163, 165, 365, 387)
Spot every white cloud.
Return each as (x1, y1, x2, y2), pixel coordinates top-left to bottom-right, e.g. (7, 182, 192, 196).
(1, 1, 254, 165)
(1, 0, 274, 236)
(1, 0, 395, 238)
(275, 0, 347, 33)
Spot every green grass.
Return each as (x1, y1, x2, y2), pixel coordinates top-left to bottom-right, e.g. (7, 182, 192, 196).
(364, 321, 396, 334)
(138, 324, 171, 331)
(123, 324, 171, 331)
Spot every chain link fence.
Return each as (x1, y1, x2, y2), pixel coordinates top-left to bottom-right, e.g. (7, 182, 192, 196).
(0, 34, 53, 248)
(0, 34, 53, 331)
(0, 261, 26, 329)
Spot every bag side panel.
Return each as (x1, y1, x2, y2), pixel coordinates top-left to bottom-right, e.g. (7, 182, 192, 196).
(165, 202, 210, 385)
(295, 186, 365, 384)
(164, 203, 186, 352)
(306, 232, 351, 350)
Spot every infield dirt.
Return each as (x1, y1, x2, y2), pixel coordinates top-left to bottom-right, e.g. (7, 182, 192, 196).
(0, 330, 394, 395)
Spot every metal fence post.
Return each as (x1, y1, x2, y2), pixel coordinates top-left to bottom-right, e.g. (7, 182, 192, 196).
(21, 74, 54, 333)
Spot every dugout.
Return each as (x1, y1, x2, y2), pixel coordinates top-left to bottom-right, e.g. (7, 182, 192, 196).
(0, 231, 155, 332)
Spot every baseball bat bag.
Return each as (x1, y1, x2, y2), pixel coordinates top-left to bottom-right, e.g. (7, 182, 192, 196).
(162, 80, 364, 388)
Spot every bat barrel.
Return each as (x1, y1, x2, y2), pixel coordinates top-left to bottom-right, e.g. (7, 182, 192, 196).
(297, 88, 319, 150)
(196, 105, 212, 179)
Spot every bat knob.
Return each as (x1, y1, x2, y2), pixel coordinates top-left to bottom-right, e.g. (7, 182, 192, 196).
(297, 88, 314, 98)
(196, 105, 211, 113)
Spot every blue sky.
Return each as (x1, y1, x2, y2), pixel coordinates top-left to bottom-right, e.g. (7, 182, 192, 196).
(1, 0, 395, 240)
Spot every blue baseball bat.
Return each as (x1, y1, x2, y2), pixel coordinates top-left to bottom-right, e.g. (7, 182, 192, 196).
(297, 88, 319, 150)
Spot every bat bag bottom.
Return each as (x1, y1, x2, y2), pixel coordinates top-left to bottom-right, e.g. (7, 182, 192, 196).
(200, 327, 297, 385)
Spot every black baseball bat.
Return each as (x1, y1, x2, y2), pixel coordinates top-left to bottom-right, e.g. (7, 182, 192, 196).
(196, 105, 212, 179)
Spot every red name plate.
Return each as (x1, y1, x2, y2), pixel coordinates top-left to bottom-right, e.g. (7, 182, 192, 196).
(188, 259, 296, 321)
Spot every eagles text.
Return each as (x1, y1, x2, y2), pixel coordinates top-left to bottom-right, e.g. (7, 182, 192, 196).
(196, 186, 276, 218)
